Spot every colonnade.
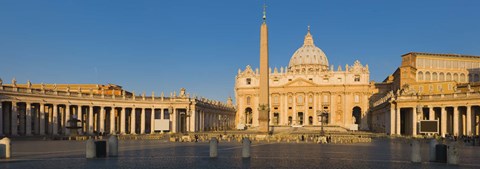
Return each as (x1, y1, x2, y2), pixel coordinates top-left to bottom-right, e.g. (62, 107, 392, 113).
(0, 100, 235, 136)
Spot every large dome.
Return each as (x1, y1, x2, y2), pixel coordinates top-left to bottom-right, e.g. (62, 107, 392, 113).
(288, 28, 329, 70)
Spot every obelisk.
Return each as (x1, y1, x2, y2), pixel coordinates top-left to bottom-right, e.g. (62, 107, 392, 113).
(258, 4, 269, 133)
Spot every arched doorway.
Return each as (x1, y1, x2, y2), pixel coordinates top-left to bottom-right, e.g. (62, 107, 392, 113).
(245, 107, 253, 125)
(352, 107, 361, 125)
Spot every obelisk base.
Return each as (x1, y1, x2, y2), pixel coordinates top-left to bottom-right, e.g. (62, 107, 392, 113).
(258, 106, 269, 133)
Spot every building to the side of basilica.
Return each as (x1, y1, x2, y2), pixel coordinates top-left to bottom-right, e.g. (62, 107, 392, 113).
(370, 52, 480, 137)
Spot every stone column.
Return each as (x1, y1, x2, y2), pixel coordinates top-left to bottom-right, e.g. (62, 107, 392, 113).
(26, 103, 32, 136)
(412, 107, 417, 137)
(40, 103, 45, 135)
(131, 108, 136, 134)
(120, 107, 125, 134)
(172, 108, 177, 133)
(396, 106, 401, 135)
(33, 104, 39, 135)
(292, 94, 297, 125)
(65, 105, 70, 135)
(0, 102, 3, 135)
(11, 101, 18, 136)
(467, 106, 472, 136)
(150, 108, 155, 134)
(88, 106, 94, 135)
(429, 107, 435, 120)
(110, 107, 116, 134)
(190, 107, 196, 132)
(52, 104, 58, 135)
(389, 104, 395, 135)
(441, 107, 447, 137)
(453, 106, 459, 136)
(140, 108, 145, 134)
(313, 93, 318, 125)
(283, 94, 288, 125)
(77, 106, 83, 134)
(100, 107, 105, 133)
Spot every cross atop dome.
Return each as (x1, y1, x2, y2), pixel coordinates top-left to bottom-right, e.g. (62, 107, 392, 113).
(303, 26, 314, 46)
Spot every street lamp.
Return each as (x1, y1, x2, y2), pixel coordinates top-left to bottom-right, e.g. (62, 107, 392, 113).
(317, 110, 329, 136)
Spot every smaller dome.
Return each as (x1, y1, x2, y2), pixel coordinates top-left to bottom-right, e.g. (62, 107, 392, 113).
(288, 28, 329, 69)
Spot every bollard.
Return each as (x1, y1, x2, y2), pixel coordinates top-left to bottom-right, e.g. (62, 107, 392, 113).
(209, 137, 218, 158)
(411, 140, 421, 163)
(0, 137, 11, 159)
(242, 137, 251, 158)
(429, 139, 438, 162)
(108, 135, 119, 157)
(447, 142, 459, 165)
(86, 138, 96, 159)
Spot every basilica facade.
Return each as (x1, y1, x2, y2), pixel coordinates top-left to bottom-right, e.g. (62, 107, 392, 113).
(235, 28, 372, 131)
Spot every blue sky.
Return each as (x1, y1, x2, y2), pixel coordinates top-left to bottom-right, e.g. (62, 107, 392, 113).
(1, 0, 479, 102)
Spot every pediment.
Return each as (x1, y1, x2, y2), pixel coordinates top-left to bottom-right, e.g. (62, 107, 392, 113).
(283, 78, 317, 87)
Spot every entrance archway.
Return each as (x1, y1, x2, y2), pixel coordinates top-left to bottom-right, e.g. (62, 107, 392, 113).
(352, 107, 361, 125)
(245, 107, 253, 124)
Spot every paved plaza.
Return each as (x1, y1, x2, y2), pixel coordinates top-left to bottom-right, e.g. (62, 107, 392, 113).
(1, 138, 479, 169)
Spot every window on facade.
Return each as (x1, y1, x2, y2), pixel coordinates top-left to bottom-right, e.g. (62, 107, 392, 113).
(432, 72, 438, 81)
(309, 78, 313, 81)
(297, 95, 303, 104)
(439, 72, 445, 81)
(425, 72, 431, 81)
(337, 78, 342, 82)
(274, 96, 279, 104)
(309, 107, 313, 109)
(289, 107, 292, 110)
(354, 75, 360, 82)
(446, 73, 452, 81)
(460, 73, 466, 82)
(354, 95, 359, 103)
(418, 71, 424, 81)
(246, 96, 251, 105)
(164, 109, 170, 119)
(309, 96, 313, 103)
(288, 96, 292, 103)
(288, 79, 292, 81)
(323, 78, 329, 82)
(246, 78, 251, 85)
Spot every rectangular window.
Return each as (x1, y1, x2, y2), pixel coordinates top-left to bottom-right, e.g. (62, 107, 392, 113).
(354, 75, 360, 82)
(354, 95, 359, 103)
(288, 107, 292, 110)
(164, 109, 170, 119)
(246, 78, 251, 85)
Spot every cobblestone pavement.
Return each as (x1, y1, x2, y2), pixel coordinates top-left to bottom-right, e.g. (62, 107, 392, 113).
(1, 138, 479, 169)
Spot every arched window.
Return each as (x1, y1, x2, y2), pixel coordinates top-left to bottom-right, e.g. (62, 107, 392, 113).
(432, 72, 438, 81)
(446, 73, 452, 81)
(246, 96, 251, 105)
(454, 73, 459, 82)
(418, 71, 424, 81)
(460, 73, 466, 82)
(425, 72, 431, 81)
(439, 72, 445, 81)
